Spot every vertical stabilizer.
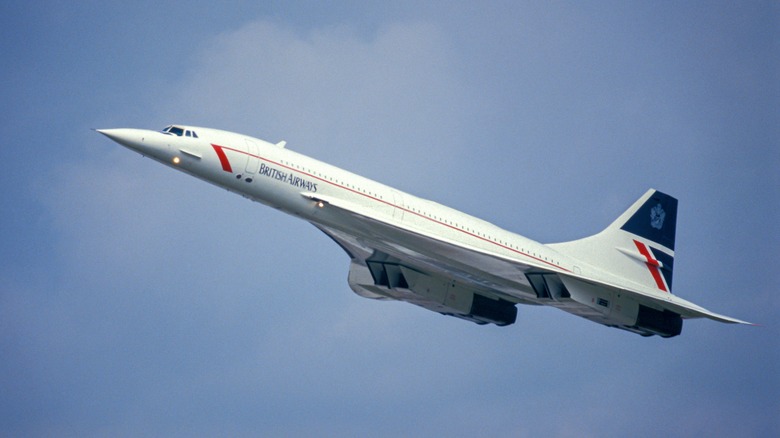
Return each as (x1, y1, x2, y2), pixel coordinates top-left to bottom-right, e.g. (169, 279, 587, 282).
(549, 189, 678, 293)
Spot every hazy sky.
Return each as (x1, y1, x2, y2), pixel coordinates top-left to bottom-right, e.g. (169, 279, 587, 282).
(1, 2, 778, 436)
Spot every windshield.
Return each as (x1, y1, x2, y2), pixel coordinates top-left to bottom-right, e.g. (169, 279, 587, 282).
(162, 125, 184, 136)
(161, 125, 197, 138)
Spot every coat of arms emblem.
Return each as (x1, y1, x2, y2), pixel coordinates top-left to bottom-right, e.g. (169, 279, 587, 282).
(650, 203, 665, 230)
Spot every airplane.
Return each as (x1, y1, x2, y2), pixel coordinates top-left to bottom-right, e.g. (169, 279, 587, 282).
(97, 125, 751, 337)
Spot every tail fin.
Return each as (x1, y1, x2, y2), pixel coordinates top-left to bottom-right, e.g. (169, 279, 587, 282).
(549, 189, 678, 293)
(617, 190, 677, 252)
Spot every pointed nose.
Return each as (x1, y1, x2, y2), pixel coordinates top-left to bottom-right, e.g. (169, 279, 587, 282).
(96, 128, 147, 149)
(96, 128, 173, 163)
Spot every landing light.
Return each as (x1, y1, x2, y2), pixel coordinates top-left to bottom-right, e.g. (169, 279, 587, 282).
(317, 201, 325, 208)
(172, 156, 181, 165)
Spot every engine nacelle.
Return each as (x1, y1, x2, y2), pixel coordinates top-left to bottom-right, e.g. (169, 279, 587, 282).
(559, 275, 683, 337)
(633, 305, 683, 338)
(461, 293, 518, 326)
(347, 260, 517, 326)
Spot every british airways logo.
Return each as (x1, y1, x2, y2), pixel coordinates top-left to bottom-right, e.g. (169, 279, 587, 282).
(258, 163, 318, 192)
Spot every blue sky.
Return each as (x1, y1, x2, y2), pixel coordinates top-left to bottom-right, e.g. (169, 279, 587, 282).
(1, 2, 778, 436)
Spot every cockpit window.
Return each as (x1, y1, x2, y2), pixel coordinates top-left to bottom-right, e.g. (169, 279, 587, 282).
(161, 125, 197, 138)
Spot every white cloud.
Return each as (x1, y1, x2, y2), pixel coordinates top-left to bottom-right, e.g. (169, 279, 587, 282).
(158, 20, 471, 194)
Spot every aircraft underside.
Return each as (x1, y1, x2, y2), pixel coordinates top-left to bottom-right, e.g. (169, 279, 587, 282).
(318, 224, 684, 337)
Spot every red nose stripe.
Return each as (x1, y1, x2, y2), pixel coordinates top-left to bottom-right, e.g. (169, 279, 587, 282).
(211, 144, 233, 173)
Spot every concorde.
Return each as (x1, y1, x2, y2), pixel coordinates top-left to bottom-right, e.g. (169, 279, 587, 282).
(97, 125, 750, 337)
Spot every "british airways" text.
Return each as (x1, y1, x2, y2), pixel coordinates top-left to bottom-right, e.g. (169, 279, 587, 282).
(258, 162, 318, 192)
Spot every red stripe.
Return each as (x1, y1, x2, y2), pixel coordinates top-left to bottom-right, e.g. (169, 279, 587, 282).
(634, 240, 667, 292)
(211, 144, 233, 172)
